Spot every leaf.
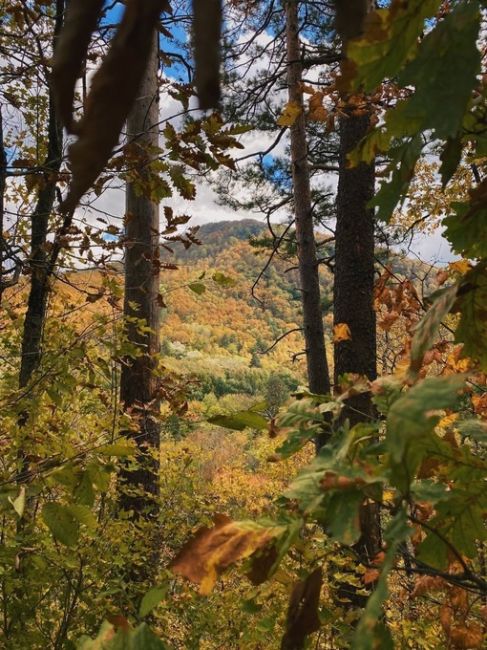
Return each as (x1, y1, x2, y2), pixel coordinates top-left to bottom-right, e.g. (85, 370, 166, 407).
(62, 0, 168, 213)
(333, 323, 352, 343)
(409, 285, 458, 377)
(52, 0, 105, 132)
(139, 585, 168, 618)
(188, 282, 206, 295)
(212, 271, 236, 287)
(281, 568, 322, 650)
(325, 490, 363, 546)
(8, 486, 26, 518)
(170, 515, 284, 594)
(77, 621, 168, 649)
(277, 101, 302, 127)
(455, 264, 487, 370)
(457, 419, 487, 442)
(387, 375, 465, 464)
(193, 0, 222, 109)
(347, 0, 441, 92)
(98, 443, 136, 457)
(42, 503, 79, 547)
(389, 1, 481, 140)
(208, 410, 268, 431)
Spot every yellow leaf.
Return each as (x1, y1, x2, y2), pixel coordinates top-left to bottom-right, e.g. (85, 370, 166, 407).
(449, 259, 470, 275)
(277, 101, 302, 127)
(333, 323, 352, 343)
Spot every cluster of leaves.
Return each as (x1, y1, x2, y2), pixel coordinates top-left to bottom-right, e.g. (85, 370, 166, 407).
(167, 3, 487, 648)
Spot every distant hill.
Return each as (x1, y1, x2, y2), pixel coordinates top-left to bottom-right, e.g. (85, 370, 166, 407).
(169, 218, 267, 261)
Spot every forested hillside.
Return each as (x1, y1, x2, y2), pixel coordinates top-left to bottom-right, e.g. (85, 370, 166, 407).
(0, 2, 486, 649)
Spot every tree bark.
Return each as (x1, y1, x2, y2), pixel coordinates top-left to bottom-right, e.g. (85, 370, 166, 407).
(19, 0, 64, 392)
(333, 0, 381, 603)
(119, 32, 161, 519)
(285, 0, 331, 398)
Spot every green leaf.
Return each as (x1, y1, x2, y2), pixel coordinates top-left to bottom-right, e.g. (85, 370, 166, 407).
(42, 503, 79, 547)
(139, 585, 168, 618)
(8, 486, 26, 519)
(440, 137, 463, 187)
(325, 490, 363, 546)
(387, 1, 481, 140)
(387, 375, 465, 463)
(371, 135, 423, 221)
(348, 0, 441, 92)
(188, 282, 206, 295)
(212, 271, 236, 287)
(416, 531, 449, 570)
(208, 411, 268, 431)
(457, 418, 487, 442)
(409, 285, 458, 377)
(455, 264, 487, 370)
(66, 504, 97, 530)
(444, 202, 487, 260)
(98, 443, 135, 457)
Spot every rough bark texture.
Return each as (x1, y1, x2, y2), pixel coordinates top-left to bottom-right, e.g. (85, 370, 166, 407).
(19, 0, 64, 391)
(119, 33, 161, 519)
(333, 0, 381, 603)
(285, 0, 331, 398)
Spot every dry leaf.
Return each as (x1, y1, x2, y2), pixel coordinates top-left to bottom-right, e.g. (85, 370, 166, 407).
(333, 322, 352, 343)
(281, 568, 322, 650)
(62, 0, 168, 213)
(170, 515, 281, 595)
(52, 0, 105, 132)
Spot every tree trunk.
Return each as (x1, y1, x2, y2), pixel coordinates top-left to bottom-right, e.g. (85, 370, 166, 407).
(333, 0, 381, 603)
(285, 0, 331, 398)
(119, 32, 161, 519)
(19, 0, 64, 392)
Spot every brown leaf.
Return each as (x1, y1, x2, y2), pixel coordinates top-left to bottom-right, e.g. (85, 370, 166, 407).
(62, 0, 169, 213)
(52, 0, 105, 132)
(247, 543, 278, 585)
(362, 568, 380, 585)
(281, 568, 322, 650)
(170, 515, 280, 595)
(193, 0, 222, 109)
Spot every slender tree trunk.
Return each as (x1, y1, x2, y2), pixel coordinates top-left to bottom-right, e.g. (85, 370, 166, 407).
(333, 0, 381, 603)
(285, 0, 331, 398)
(0, 107, 7, 306)
(19, 0, 64, 392)
(119, 32, 161, 519)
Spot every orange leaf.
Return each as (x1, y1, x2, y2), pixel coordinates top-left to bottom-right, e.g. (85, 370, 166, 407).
(333, 322, 352, 343)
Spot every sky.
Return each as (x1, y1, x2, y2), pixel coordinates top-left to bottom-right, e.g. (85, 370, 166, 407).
(85, 2, 457, 266)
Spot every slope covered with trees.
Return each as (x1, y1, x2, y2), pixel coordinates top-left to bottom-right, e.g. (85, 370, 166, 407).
(0, 1, 486, 649)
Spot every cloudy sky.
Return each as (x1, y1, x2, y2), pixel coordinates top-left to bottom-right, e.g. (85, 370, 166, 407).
(81, 4, 457, 267)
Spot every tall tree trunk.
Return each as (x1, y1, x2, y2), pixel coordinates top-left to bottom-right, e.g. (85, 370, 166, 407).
(119, 32, 161, 520)
(0, 106, 7, 306)
(285, 0, 331, 398)
(19, 0, 64, 392)
(333, 0, 381, 603)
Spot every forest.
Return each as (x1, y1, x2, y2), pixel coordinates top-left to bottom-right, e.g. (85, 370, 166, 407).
(0, 0, 486, 648)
